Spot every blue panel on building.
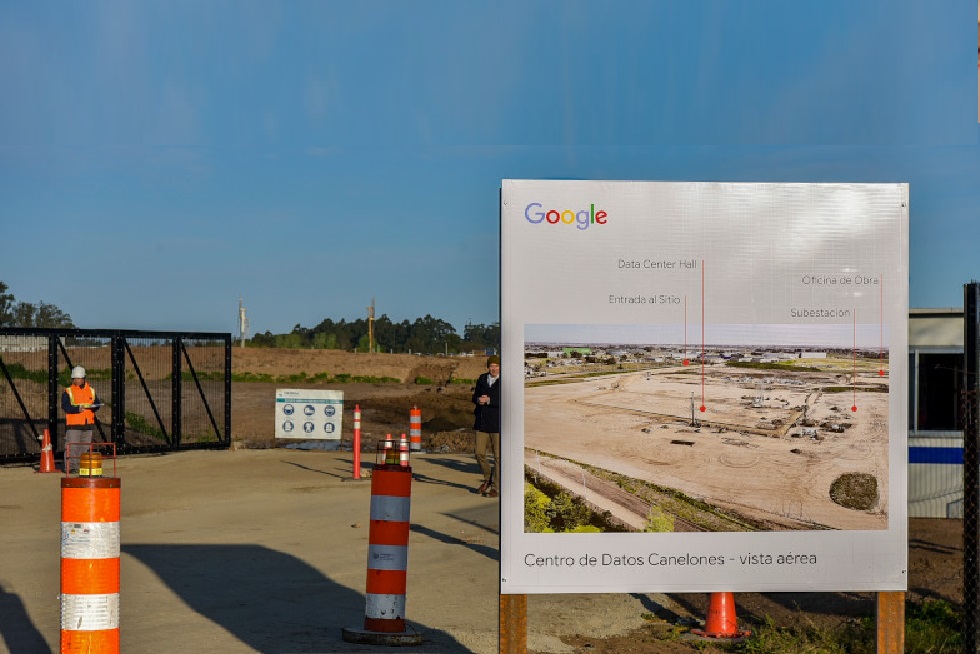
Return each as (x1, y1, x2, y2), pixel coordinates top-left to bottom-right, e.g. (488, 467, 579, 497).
(909, 447, 964, 465)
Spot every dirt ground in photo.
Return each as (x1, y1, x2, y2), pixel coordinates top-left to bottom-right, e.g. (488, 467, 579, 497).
(525, 363, 889, 531)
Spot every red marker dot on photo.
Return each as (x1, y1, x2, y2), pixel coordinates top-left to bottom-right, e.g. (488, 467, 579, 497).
(851, 406, 857, 412)
(683, 359, 690, 366)
(879, 369, 884, 377)
(699, 405, 706, 413)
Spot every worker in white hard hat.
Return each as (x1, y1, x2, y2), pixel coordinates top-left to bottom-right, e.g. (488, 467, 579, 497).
(61, 366, 101, 473)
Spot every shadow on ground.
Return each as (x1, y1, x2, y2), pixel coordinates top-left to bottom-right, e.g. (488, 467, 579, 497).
(411, 524, 499, 562)
(124, 543, 473, 653)
(423, 456, 482, 476)
(0, 582, 52, 654)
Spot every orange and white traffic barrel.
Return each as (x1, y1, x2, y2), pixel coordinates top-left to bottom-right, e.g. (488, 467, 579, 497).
(61, 473, 121, 653)
(409, 406, 422, 451)
(342, 459, 422, 645)
(365, 463, 410, 632)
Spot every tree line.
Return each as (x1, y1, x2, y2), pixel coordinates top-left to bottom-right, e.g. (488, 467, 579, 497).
(0, 281, 75, 328)
(251, 314, 499, 354)
(0, 279, 496, 354)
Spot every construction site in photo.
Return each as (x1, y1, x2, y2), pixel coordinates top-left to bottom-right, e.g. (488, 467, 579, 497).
(523, 346, 890, 533)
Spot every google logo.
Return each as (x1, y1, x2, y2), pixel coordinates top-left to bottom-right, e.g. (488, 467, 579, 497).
(524, 202, 608, 231)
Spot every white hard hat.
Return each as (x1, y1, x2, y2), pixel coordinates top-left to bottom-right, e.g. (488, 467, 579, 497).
(70, 366, 86, 379)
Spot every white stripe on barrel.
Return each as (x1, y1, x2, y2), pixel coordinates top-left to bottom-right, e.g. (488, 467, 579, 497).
(61, 593, 121, 630)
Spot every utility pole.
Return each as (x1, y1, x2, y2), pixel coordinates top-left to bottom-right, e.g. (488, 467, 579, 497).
(238, 296, 249, 348)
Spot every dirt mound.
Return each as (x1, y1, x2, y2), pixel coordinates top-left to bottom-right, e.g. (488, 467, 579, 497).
(230, 350, 488, 454)
(830, 472, 879, 511)
(233, 348, 489, 384)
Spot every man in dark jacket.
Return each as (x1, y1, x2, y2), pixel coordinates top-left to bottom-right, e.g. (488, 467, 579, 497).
(472, 355, 500, 497)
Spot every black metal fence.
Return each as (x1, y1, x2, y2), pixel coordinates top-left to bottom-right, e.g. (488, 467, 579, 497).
(965, 283, 980, 652)
(0, 328, 231, 463)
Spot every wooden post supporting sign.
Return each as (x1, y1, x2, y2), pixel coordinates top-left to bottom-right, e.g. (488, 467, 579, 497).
(876, 592, 905, 654)
(499, 593, 527, 654)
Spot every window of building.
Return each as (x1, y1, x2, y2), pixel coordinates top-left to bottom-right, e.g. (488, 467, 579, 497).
(912, 352, 963, 431)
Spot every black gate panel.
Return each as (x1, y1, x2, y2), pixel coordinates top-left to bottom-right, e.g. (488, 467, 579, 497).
(0, 329, 231, 463)
(0, 336, 48, 459)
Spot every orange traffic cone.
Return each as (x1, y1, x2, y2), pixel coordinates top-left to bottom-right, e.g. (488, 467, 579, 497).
(690, 592, 751, 640)
(37, 428, 57, 474)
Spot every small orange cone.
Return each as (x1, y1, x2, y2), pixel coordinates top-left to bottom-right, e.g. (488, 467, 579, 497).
(690, 592, 751, 640)
(37, 428, 57, 474)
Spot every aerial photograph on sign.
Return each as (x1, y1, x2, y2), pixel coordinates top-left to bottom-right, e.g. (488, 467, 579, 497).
(523, 323, 890, 534)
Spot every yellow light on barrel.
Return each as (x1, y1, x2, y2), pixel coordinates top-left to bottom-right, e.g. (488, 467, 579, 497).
(79, 452, 103, 477)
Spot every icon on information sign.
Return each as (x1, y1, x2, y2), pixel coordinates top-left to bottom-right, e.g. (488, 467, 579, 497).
(283, 420, 295, 432)
(304, 405, 315, 416)
(303, 422, 315, 434)
(324, 405, 336, 417)
(324, 423, 335, 434)
(283, 404, 295, 415)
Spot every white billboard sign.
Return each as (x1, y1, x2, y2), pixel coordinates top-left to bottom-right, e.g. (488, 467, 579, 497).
(274, 389, 343, 440)
(500, 180, 908, 593)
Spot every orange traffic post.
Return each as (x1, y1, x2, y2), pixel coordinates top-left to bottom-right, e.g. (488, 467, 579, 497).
(60, 447, 120, 653)
(398, 433, 409, 467)
(352, 404, 362, 479)
(689, 592, 751, 641)
(37, 428, 57, 473)
(409, 406, 422, 451)
(342, 409, 372, 483)
(342, 447, 422, 646)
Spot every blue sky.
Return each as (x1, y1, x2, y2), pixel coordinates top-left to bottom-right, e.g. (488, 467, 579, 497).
(1, 1, 976, 336)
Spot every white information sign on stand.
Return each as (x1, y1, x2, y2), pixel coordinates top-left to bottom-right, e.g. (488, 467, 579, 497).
(500, 180, 909, 594)
(275, 389, 343, 440)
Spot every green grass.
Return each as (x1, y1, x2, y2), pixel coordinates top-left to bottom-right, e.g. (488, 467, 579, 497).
(2, 363, 48, 384)
(732, 599, 961, 654)
(7, 365, 403, 386)
(525, 377, 590, 387)
(738, 615, 863, 653)
(904, 599, 962, 653)
(124, 412, 168, 442)
(822, 386, 888, 394)
(523, 470, 627, 533)
(183, 370, 401, 384)
(726, 361, 823, 372)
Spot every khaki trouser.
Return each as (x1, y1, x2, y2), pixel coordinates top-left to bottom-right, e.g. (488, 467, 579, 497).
(65, 428, 94, 473)
(475, 431, 499, 491)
